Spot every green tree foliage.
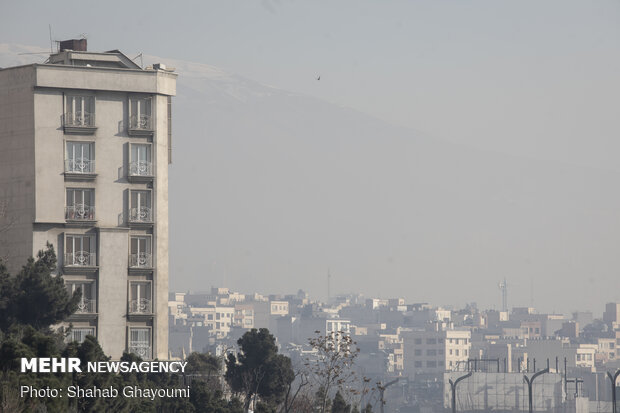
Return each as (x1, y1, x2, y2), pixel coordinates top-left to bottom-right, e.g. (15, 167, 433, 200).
(225, 328, 295, 411)
(0, 243, 80, 331)
(331, 390, 351, 413)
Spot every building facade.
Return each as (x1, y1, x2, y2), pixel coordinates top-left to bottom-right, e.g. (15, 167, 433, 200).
(0, 40, 176, 359)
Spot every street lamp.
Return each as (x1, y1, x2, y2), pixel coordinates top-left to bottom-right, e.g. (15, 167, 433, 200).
(449, 372, 472, 413)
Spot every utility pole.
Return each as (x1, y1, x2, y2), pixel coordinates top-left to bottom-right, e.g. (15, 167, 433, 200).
(608, 369, 620, 413)
(524, 368, 549, 413)
(378, 378, 399, 413)
(449, 372, 472, 413)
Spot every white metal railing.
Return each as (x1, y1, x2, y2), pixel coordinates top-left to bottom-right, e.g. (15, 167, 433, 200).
(64, 111, 95, 127)
(65, 251, 96, 266)
(129, 207, 152, 222)
(76, 298, 96, 314)
(129, 114, 152, 130)
(129, 253, 152, 268)
(65, 204, 95, 220)
(129, 298, 152, 314)
(65, 158, 95, 174)
(128, 342, 152, 358)
(129, 161, 153, 176)
(69, 328, 95, 343)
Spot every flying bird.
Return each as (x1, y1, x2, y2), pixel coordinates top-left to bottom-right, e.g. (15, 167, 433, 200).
(316, 75, 321, 81)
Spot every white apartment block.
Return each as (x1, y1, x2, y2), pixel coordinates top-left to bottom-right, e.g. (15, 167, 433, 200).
(0, 39, 176, 359)
(403, 329, 471, 376)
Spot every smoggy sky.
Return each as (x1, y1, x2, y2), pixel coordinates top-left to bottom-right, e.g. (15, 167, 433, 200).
(1, 1, 619, 313)
(3, 0, 620, 170)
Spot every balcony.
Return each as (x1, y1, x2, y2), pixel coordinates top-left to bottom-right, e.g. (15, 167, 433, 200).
(128, 114, 153, 137)
(129, 298, 152, 315)
(129, 253, 153, 274)
(128, 342, 151, 359)
(65, 205, 96, 226)
(75, 298, 97, 314)
(128, 207, 153, 227)
(128, 161, 153, 182)
(64, 251, 97, 273)
(64, 112, 97, 134)
(64, 159, 96, 180)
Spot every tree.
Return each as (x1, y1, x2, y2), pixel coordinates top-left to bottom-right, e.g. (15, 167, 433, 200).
(331, 391, 351, 413)
(0, 243, 80, 331)
(306, 330, 361, 413)
(225, 328, 295, 411)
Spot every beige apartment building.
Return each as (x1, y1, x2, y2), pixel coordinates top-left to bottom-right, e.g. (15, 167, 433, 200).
(403, 328, 472, 376)
(0, 39, 176, 360)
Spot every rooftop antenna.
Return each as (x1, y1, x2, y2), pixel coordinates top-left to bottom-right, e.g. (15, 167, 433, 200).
(498, 278, 508, 312)
(48, 24, 53, 53)
(327, 269, 331, 304)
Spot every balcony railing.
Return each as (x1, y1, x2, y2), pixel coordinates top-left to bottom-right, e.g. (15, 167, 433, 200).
(64, 111, 95, 128)
(75, 298, 96, 314)
(129, 206, 152, 223)
(129, 114, 152, 130)
(65, 204, 95, 221)
(65, 251, 96, 267)
(65, 159, 95, 174)
(129, 161, 153, 176)
(129, 298, 152, 314)
(129, 253, 152, 268)
(128, 342, 151, 358)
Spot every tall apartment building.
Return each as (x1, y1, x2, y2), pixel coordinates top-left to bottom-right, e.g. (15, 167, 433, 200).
(0, 39, 176, 360)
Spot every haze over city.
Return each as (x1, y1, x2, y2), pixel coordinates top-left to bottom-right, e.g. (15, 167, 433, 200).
(2, 0, 620, 314)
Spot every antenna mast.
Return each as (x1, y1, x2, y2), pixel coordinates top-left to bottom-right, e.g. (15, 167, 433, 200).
(327, 269, 331, 304)
(498, 278, 508, 312)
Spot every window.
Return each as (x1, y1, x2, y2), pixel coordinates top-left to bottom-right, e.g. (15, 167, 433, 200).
(66, 281, 96, 313)
(66, 188, 95, 220)
(414, 349, 422, 356)
(464, 349, 468, 356)
(65, 234, 96, 266)
(439, 349, 444, 355)
(129, 282, 152, 314)
(65, 95, 95, 127)
(65, 189, 94, 221)
(207, 314, 213, 320)
(427, 361, 436, 368)
(427, 338, 436, 345)
(65, 142, 94, 173)
(455, 349, 459, 356)
(414, 361, 422, 368)
(129, 190, 152, 223)
(68, 327, 95, 343)
(439, 361, 444, 367)
(427, 350, 436, 356)
(129, 144, 152, 176)
(449, 349, 453, 355)
(415, 338, 422, 345)
(129, 96, 152, 130)
(128, 328, 151, 359)
(129, 236, 152, 268)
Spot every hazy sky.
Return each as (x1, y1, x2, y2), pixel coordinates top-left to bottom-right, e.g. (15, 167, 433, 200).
(3, 0, 620, 168)
(2, 1, 619, 313)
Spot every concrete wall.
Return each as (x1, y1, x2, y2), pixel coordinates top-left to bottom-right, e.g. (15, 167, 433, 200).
(98, 228, 129, 359)
(0, 66, 36, 273)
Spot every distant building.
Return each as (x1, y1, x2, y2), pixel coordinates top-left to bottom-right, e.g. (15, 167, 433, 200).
(403, 328, 471, 376)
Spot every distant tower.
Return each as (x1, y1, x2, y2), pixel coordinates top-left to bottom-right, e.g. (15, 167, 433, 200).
(498, 279, 508, 312)
(327, 269, 331, 304)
